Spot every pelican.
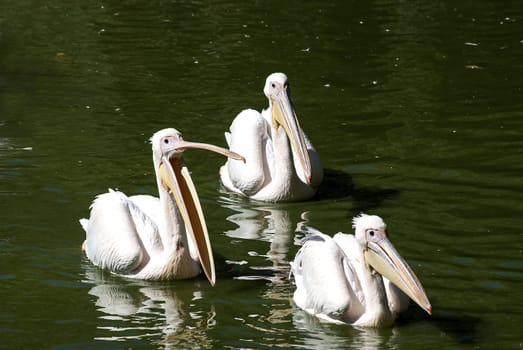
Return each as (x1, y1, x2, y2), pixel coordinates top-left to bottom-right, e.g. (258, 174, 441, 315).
(80, 128, 244, 284)
(220, 72, 323, 202)
(290, 214, 432, 327)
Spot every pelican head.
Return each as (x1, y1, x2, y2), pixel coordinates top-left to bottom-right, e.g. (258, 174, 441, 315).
(151, 128, 244, 285)
(353, 214, 432, 315)
(263, 72, 312, 184)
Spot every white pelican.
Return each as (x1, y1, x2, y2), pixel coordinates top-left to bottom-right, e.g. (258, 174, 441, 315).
(80, 128, 244, 284)
(220, 72, 323, 202)
(290, 214, 432, 327)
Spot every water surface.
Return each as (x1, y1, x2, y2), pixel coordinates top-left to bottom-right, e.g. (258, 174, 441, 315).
(1, 0, 522, 349)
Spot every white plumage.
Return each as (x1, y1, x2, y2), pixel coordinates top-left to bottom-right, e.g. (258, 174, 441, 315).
(291, 214, 432, 327)
(220, 73, 323, 202)
(80, 128, 243, 283)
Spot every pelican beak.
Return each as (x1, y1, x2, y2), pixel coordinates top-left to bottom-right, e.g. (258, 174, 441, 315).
(364, 235, 432, 315)
(158, 141, 244, 286)
(171, 140, 245, 162)
(270, 89, 312, 184)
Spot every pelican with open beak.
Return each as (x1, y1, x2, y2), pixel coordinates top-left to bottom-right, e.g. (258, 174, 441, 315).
(220, 72, 323, 202)
(80, 128, 244, 284)
(290, 214, 432, 327)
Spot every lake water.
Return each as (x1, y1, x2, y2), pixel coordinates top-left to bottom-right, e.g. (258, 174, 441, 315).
(1, 0, 522, 349)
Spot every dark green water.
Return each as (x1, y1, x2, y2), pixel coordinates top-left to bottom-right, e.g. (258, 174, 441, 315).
(1, 0, 522, 349)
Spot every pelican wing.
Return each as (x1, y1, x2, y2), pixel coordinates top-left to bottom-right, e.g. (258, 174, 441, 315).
(383, 277, 411, 317)
(291, 232, 363, 323)
(220, 109, 268, 196)
(332, 233, 365, 303)
(82, 190, 160, 274)
(126, 194, 164, 255)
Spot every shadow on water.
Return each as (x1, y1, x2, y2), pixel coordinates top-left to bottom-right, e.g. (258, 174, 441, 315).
(429, 312, 484, 345)
(397, 306, 484, 345)
(315, 168, 400, 212)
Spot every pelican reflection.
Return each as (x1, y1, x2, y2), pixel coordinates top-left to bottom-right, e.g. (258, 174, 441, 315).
(82, 266, 215, 349)
(293, 309, 400, 350)
(220, 196, 306, 269)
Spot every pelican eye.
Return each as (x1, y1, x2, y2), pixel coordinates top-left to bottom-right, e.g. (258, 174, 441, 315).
(369, 230, 375, 236)
(271, 83, 276, 88)
(163, 138, 170, 144)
